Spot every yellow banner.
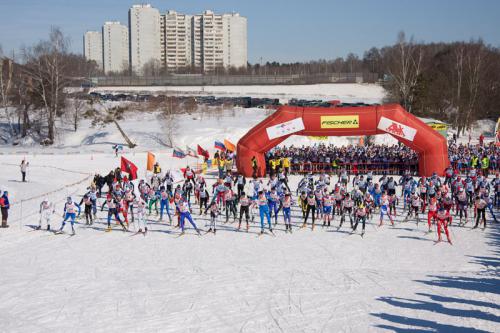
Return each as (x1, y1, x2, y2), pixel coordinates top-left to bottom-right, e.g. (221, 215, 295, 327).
(321, 115, 359, 129)
(428, 123, 448, 131)
(308, 136, 328, 140)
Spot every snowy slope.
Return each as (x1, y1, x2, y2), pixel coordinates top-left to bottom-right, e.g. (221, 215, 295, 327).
(0, 156, 498, 332)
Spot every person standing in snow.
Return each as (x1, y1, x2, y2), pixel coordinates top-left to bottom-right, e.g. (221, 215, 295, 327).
(56, 197, 81, 235)
(20, 159, 29, 182)
(38, 198, 55, 230)
(0, 191, 9, 228)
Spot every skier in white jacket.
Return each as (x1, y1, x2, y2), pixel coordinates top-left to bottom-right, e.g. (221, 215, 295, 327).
(38, 199, 55, 231)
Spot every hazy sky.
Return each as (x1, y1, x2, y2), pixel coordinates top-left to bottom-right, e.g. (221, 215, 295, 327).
(0, 0, 499, 63)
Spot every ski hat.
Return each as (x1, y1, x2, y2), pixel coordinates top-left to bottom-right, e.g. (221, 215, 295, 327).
(67, 196, 72, 202)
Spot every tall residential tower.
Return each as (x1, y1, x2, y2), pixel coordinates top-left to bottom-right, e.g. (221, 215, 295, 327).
(83, 31, 103, 70)
(128, 4, 161, 74)
(102, 22, 129, 74)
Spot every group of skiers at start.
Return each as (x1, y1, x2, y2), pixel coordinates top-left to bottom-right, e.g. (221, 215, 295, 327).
(32, 163, 498, 241)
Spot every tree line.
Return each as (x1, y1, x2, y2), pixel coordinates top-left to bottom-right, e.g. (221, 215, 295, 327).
(1, 28, 499, 145)
(0, 27, 98, 144)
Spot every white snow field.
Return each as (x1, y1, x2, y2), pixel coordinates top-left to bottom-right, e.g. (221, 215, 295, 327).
(0, 153, 499, 333)
(0, 84, 498, 332)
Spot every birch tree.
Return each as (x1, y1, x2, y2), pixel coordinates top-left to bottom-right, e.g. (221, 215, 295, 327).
(0, 46, 16, 135)
(22, 27, 70, 143)
(387, 32, 423, 113)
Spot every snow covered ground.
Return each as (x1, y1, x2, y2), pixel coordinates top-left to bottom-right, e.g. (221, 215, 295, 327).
(0, 154, 498, 332)
(1, 84, 498, 331)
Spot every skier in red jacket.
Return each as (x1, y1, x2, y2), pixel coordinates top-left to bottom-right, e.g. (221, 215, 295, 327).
(435, 207, 452, 244)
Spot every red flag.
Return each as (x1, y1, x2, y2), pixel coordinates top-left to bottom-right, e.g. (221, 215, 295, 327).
(121, 156, 138, 180)
(197, 144, 209, 159)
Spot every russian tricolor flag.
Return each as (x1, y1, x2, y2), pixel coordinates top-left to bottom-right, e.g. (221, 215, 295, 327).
(214, 141, 226, 151)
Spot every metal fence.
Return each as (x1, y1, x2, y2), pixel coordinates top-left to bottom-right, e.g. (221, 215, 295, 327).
(88, 72, 379, 87)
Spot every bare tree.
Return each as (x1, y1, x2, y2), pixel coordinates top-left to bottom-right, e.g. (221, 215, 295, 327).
(453, 44, 465, 135)
(463, 42, 484, 132)
(22, 27, 70, 143)
(70, 98, 86, 131)
(387, 32, 423, 113)
(0, 46, 16, 135)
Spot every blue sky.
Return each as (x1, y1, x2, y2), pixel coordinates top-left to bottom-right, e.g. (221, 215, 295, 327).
(0, 0, 499, 63)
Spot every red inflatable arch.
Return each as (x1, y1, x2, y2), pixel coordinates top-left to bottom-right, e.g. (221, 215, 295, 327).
(236, 104, 449, 177)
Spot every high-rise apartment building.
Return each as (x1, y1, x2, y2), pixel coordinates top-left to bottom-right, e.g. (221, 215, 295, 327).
(83, 31, 103, 70)
(191, 11, 247, 72)
(84, 4, 247, 74)
(128, 4, 161, 73)
(162, 11, 192, 71)
(222, 13, 247, 69)
(102, 22, 129, 74)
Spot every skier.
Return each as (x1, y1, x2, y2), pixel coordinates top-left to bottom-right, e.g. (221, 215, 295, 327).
(236, 173, 246, 198)
(426, 197, 439, 232)
(339, 193, 354, 229)
(80, 194, 94, 225)
(38, 198, 55, 230)
(183, 166, 196, 186)
(322, 191, 334, 227)
(56, 197, 81, 235)
(254, 191, 273, 234)
(206, 201, 219, 234)
(302, 193, 317, 230)
(406, 191, 421, 223)
(158, 186, 172, 224)
(182, 180, 194, 203)
(123, 188, 136, 222)
(379, 193, 394, 226)
(282, 192, 293, 233)
(224, 187, 238, 223)
(456, 188, 469, 225)
(238, 192, 251, 231)
(135, 197, 148, 234)
(473, 195, 487, 229)
(435, 207, 452, 244)
(103, 194, 127, 232)
(353, 203, 367, 236)
(198, 182, 210, 215)
(267, 187, 280, 225)
(388, 193, 398, 217)
(333, 188, 344, 218)
(147, 187, 160, 215)
(178, 199, 201, 236)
